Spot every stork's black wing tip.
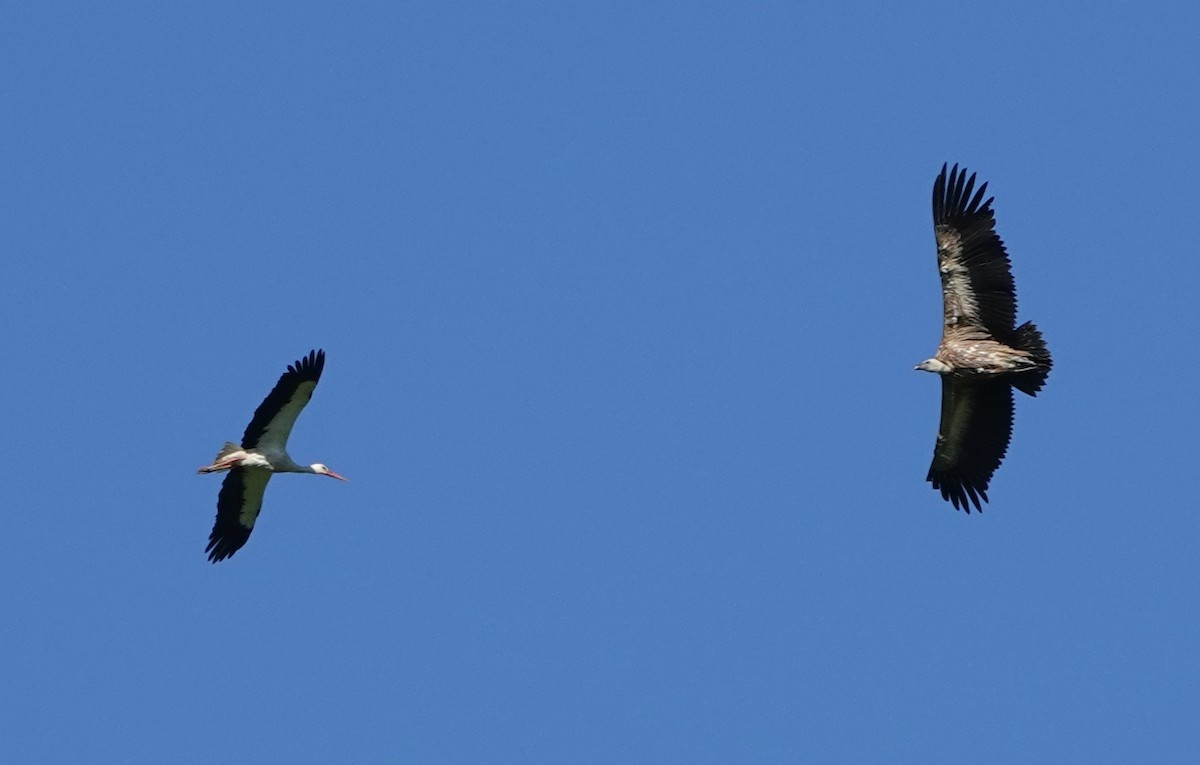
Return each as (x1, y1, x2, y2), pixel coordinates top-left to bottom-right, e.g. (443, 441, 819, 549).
(287, 349, 326, 380)
(205, 536, 241, 563)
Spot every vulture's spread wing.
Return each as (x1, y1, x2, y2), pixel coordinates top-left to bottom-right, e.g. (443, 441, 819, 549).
(926, 377, 1013, 512)
(933, 164, 1017, 338)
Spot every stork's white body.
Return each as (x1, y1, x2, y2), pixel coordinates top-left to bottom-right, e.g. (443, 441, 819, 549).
(198, 442, 336, 475)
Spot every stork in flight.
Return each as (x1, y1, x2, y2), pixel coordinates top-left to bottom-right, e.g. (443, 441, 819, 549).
(198, 349, 346, 562)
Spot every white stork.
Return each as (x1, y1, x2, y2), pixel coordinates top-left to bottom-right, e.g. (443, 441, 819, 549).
(198, 349, 346, 562)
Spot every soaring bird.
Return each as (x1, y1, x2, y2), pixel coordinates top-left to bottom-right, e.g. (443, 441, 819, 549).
(916, 165, 1052, 512)
(198, 349, 346, 561)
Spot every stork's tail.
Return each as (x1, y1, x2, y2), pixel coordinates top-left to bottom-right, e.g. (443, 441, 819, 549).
(1010, 321, 1052, 396)
(197, 442, 242, 474)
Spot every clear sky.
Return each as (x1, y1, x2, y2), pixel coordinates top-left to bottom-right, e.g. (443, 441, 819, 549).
(2, 2, 1198, 762)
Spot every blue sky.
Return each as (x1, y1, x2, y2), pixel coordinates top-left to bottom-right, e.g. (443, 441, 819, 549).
(2, 1, 1198, 762)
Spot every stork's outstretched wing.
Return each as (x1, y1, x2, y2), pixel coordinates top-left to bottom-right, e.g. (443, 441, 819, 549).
(206, 468, 272, 562)
(241, 349, 325, 450)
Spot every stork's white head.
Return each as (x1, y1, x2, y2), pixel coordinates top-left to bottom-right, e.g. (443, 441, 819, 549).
(311, 463, 348, 481)
(915, 358, 953, 374)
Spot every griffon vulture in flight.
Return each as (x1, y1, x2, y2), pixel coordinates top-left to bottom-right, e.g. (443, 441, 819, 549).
(916, 164, 1052, 512)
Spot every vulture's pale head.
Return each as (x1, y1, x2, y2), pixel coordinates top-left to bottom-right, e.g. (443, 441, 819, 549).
(915, 358, 953, 374)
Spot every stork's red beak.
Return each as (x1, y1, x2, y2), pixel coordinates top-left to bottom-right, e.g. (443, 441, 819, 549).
(324, 469, 348, 482)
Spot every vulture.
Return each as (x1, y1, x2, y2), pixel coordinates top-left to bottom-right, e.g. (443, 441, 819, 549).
(916, 164, 1052, 512)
